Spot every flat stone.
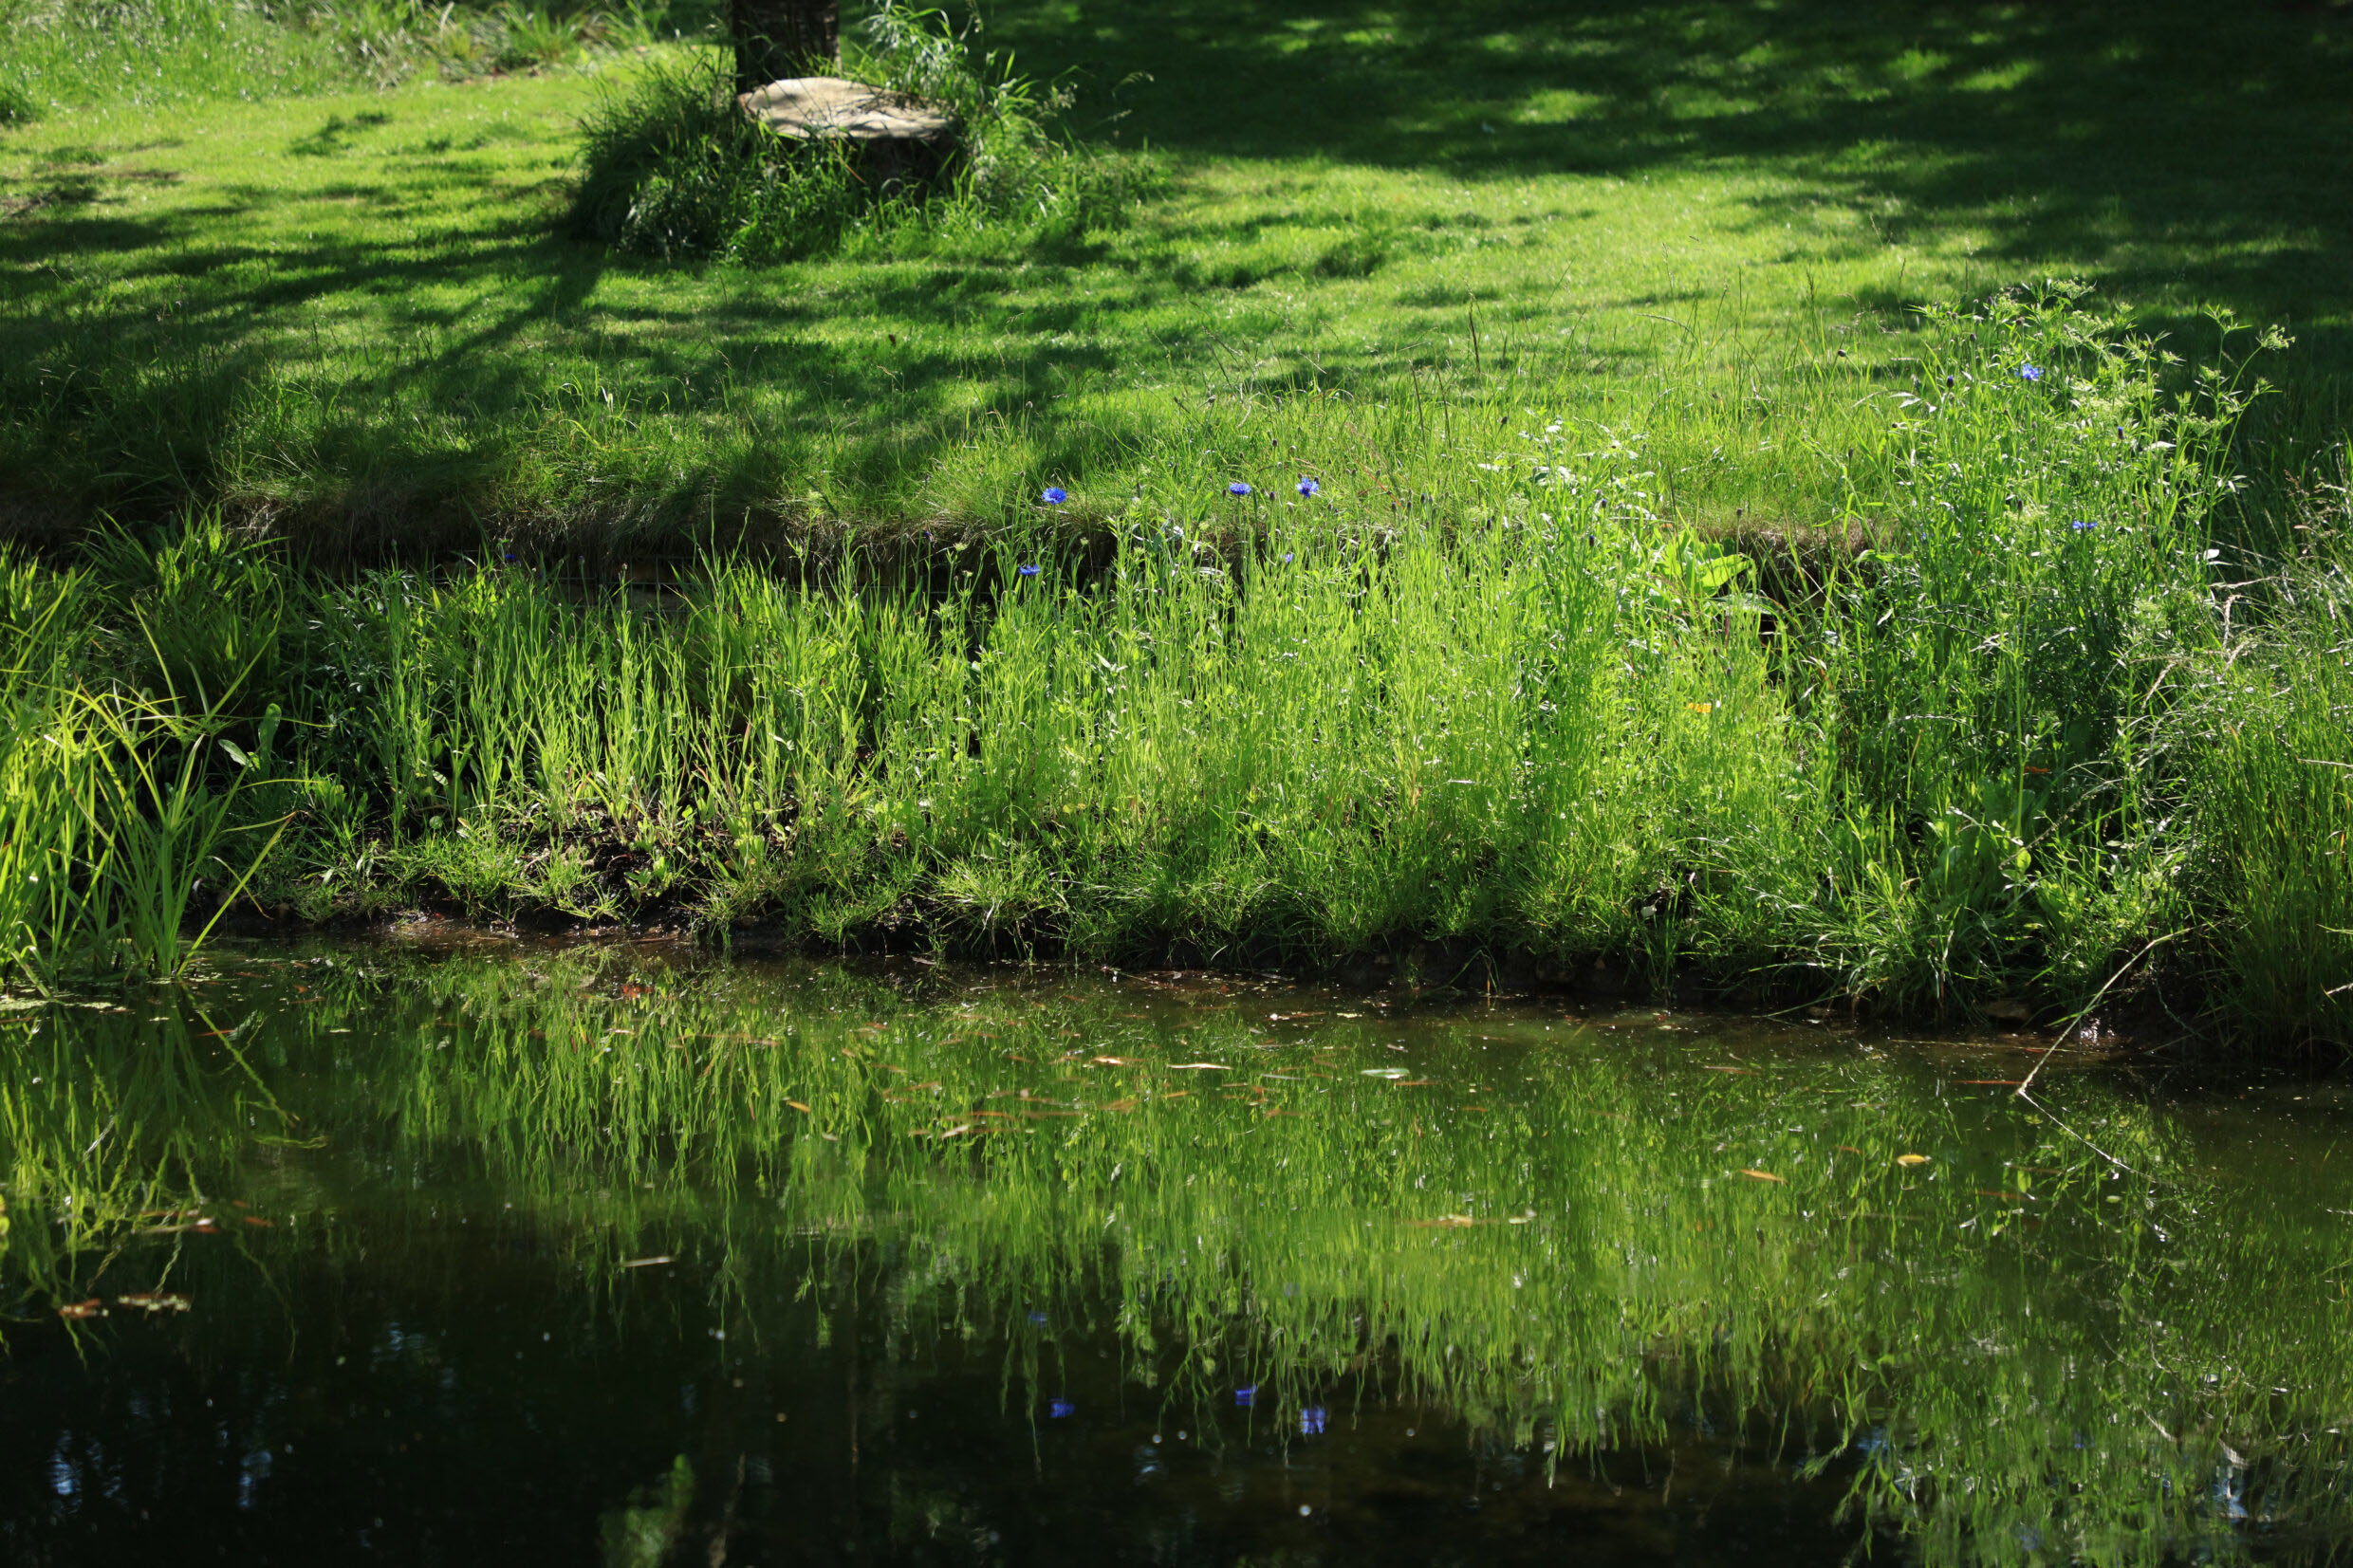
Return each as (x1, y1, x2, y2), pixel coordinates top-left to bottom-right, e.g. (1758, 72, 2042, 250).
(737, 76, 955, 145)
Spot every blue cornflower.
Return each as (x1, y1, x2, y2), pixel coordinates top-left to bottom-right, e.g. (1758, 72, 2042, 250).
(1048, 1397, 1076, 1419)
(1233, 1385, 1257, 1409)
(1282, 552, 1294, 564)
(2018, 363, 2043, 383)
(1228, 481, 1253, 497)
(1041, 487, 1068, 505)
(1299, 1406, 1327, 1435)
(1017, 563, 1041, 578)
(1297, 477, 1320, 497)
(2069, 520, 2097, 531)
(1026, 1310, 1048, 1325)
(502, 551, 516, 563)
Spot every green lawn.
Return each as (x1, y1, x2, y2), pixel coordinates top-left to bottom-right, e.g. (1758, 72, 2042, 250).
(4, 0, 2347, 555)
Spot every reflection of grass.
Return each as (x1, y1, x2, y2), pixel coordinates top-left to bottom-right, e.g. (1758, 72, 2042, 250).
(0, 991, 287, 1311)
(4, 0, 2345, 548)
(11, 946, 2353, 1561)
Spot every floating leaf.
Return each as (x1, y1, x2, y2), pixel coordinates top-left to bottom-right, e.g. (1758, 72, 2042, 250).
(620, 1255, 673, 1269)
(1739, 1169, 1786, 1184)
(115, 1292, 191, 1313)
(1897, 1153, 1931, 1167)
(1169, 1062, 1231, 1071)
(57, 1299, 104, 1319)
(785, 1100, 810, 1113)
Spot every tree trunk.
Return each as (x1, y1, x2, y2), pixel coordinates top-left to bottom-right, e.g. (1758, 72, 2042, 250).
(730, 0, 840, 95)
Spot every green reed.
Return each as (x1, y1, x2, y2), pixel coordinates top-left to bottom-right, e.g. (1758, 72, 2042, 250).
(0, 556, 108, 983)
(9, 948, 2347, 1562)
(74, 693, 292, 980)
(0, 539, 297, 985)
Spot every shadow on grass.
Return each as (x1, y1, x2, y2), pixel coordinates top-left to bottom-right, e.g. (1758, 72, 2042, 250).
(2, 0, 2347, 544)
(1007, 0, 2353, 370)
(0, 129, 1466, 546)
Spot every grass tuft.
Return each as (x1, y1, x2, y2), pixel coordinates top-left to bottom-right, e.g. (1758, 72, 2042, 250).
(571, 9, 1155, 263)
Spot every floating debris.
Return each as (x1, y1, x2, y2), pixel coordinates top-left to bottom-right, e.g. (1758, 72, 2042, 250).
(115, 1292, 191, 1313)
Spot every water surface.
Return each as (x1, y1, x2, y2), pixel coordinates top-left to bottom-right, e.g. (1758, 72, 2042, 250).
(4, 940, 2349, 1564)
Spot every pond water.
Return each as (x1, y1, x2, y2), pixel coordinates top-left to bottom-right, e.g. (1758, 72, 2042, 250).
(2, 939, 2349, 1565)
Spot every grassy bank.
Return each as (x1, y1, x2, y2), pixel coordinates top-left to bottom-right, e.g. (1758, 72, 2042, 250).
(4, 292, 2350, 1046)
(1, 2, 2348, 1046)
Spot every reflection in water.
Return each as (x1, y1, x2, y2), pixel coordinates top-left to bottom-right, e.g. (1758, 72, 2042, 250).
(1, 941, 2349, 1563)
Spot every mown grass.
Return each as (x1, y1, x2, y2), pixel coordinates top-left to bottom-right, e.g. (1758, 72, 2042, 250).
(2, 0, 2347, 552)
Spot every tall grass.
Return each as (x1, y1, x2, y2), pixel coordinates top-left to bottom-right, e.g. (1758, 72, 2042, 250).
(233, 291, 2282, 1024)
(5, 294, 2338, 1043)
(0, 0, 673, 118)
(0, 527, 296, 987)
(0, 557, 107, 980)
(2177, 502, 2353, 1049)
